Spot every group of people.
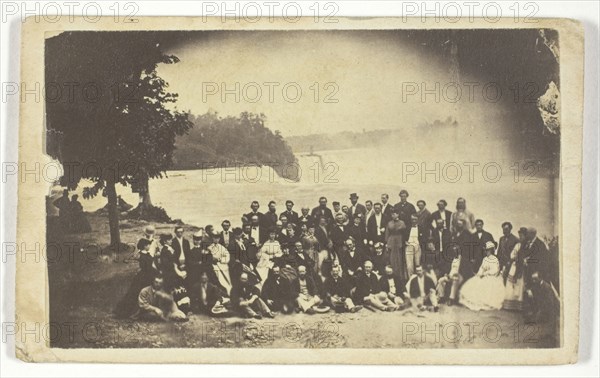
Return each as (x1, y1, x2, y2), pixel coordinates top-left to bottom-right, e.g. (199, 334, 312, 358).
(115, 191, 560, 323)
(52, 189, 91, 234)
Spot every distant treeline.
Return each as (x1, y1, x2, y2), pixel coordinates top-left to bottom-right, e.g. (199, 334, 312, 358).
(171, 111, 298, 179)
(286, 118, 458, 153)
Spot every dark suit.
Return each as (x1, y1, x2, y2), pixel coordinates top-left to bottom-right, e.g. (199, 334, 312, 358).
(310, 206, 334, 225)
(263, 211, 279, 229)
(314, 225, 331, 250)
(298, 214, 313, 227)
(261, 274, 294, 311)
(523, 237, 554, 287)
(407, 274, 436, 299)
(497, 233, 519, 270)
(291, 274, 320, 297)
(367, 213, 388, 244)
(429, 228, 452, 270)
(380, 203, 393, 219)
(244, 211, 264, 225)
(429, 210, 453, 230)
(378, 275, 405, 297)
(353, 272, 381, 304)
(394, 201, 417, 239)
(249, 224, 268, 244)
(452, 230, 477, 279)
(347, 203, 366, 221)
(339, 248, 366, 277)
(330, 224, 349, 251)
(172, 237, 190, 268)
(417, 224, 432, 248)
(280, 210, 299, 226)
(190, 281, 222, 315)
(324, 275, 353, 298)
(348, 223, 367, 245)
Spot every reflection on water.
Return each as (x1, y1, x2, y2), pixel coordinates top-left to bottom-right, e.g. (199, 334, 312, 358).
(59, 147, 557, 239)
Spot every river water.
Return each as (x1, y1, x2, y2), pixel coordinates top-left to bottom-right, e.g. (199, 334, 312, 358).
(59, 147, 557, 239)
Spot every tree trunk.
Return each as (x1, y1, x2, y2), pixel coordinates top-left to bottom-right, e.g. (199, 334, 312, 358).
(138, 177, 152, 218)
(106, 177, 121, 247)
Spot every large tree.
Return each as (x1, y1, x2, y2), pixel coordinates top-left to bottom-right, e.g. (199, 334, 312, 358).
(45, 31, 192, 247)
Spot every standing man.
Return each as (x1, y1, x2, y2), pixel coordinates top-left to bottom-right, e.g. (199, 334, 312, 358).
(311, 196, 334, 225)
(348, 193, 366, 222)
(172, 226, 190, 269)
(219, 220, 233, 250)
(380, 193, 393, 220)
(281, 200, 299, 226)
(364, 200, 374, 230)
(249, 215, 267, 245)
(429, 199, 452, 230)
(394, 189, 417, 240)
(330, 213, 349, 256)
(263, 201, 278, 229)
(298, 206, 313, 227)
(430, 219, 451, 271)
(471, 219, 496, 273)
(367, 202, 387, 245)
(244, 201, 264, 226)
(332, 201, 345, 220)
(497, 222, 520, 281)
(450, 197, 476, 233)
(415, 200, 431, 231)
(405, 215, 423, 277)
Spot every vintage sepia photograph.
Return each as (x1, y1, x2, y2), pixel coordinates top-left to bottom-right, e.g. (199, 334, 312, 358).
(12, 16, 584, 365)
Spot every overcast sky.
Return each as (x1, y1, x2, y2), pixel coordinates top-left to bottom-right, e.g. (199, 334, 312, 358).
(157, 30, 487, 137)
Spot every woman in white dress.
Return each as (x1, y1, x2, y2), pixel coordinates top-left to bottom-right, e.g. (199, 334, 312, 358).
(460, 241, 505, 311)
(256, 229, 283, 284)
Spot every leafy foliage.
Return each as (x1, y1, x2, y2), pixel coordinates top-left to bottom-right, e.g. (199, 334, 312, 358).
(45, 31, 192, 196)
(172, 111, 297, 178)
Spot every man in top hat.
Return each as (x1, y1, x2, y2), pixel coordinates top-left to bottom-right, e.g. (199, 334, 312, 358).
(348, 193, 366, 222)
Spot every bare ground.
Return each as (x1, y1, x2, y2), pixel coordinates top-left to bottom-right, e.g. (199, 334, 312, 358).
(48, 213, 559, 349)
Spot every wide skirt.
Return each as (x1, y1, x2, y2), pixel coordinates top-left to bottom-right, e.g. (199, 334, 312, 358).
(459, 275, 505, 311)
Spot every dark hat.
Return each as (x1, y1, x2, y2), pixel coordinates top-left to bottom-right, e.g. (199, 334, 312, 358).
(349, 193, 359, 199)
(232, 227, 243, 236)
(518, 227, 528, 235)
